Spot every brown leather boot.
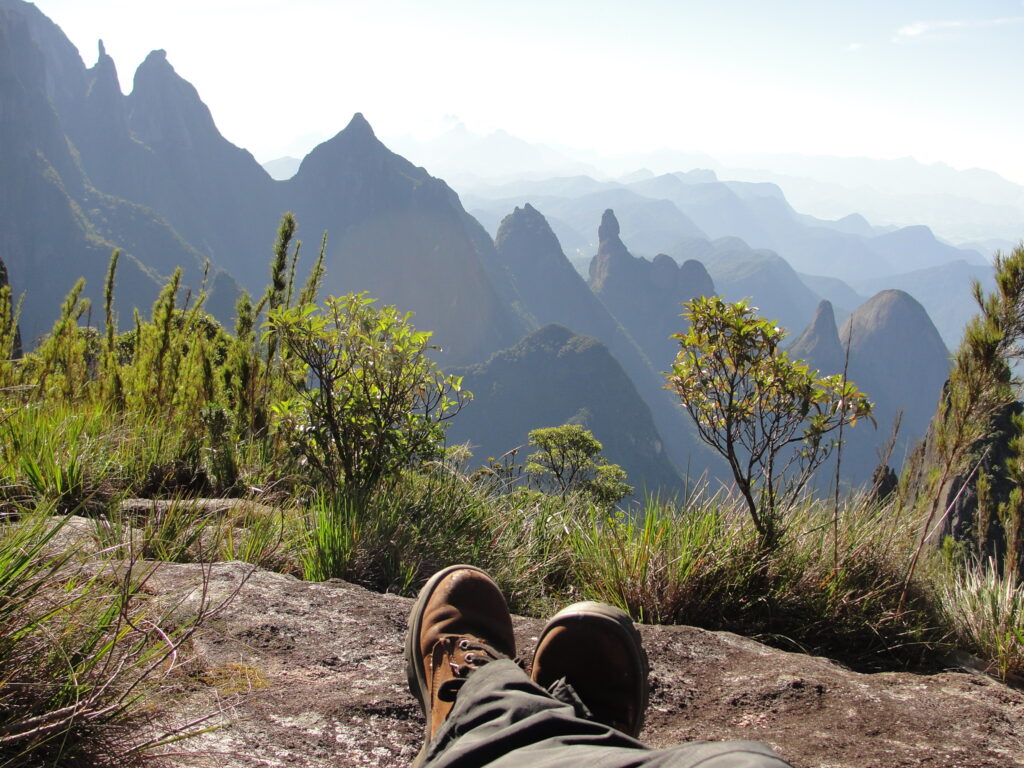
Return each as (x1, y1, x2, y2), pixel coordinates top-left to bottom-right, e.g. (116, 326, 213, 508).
(530, 601, 649, 737)
(405, 565, 516, 765)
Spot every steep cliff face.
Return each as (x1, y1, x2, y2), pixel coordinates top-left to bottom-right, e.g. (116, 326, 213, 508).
(121, 50, 277, 275)
(0, 5, 175, 342)
(0, 1, 525, 365)
(449, 324, 683, 495)
(589, 210, 715, 368)
(62, 40, 136, 193)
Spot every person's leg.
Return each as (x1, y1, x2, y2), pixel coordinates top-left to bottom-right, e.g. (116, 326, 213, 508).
(424, 657, 790, 768)
(406, 566, 791, 768)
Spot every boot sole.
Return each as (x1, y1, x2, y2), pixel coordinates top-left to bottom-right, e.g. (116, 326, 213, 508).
(533, 601, 650, 736)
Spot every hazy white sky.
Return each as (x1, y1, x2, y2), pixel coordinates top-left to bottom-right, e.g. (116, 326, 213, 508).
(30, 0, 1024, 183)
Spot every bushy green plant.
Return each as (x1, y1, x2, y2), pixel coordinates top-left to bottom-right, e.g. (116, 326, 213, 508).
(902, 244, 1024, 606)
(265, 292, 470, 494)
(940, 560, 1024, 680)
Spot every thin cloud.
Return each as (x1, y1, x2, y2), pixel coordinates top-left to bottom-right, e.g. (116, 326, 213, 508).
(846, 42, 863, 52)
(894, 16, 1024, 42)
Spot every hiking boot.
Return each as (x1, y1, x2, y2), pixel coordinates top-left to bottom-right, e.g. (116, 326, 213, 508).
(405, 565, 515, 763)
(530, 601, 649, 737)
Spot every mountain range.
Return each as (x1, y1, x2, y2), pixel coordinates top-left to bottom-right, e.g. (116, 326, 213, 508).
(1, 0, 983, 494)
(392, 123, 1024, 247)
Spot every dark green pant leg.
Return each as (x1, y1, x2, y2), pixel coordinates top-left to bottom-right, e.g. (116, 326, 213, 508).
(423, 659, 791, 768)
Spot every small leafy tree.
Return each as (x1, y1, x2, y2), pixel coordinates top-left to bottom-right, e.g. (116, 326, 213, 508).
(265, 292, 470, 494)
(667, 296, 872, 548)
(526, 424, 633, 506)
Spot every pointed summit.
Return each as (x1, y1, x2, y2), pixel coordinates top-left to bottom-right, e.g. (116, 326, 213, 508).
(497, 203, 611, 331)
(588, 208, 717, 368)
(495, 204, 563, 270)
(598, 208, 620, 243)
(286, 114, 527, 365)
(128, 49, 220, 145)
(85, 38, 124, 117)
(345, 112, 376, 139)
(294, 112, 392, 181)
(790, 300, 844, 375)
(590, 208, 635, 291)
(493, 202, 706, 481)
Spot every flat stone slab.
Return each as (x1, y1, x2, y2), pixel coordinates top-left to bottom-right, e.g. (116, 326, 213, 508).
(136, 561, 1024, 767)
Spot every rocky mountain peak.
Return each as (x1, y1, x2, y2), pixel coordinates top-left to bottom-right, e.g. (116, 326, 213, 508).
(495, 203, 561, 263)
(836, 289, 950, 478)
(598, 208, 621, 243)
(677, 258, 715, 298)
(128, 49, 219, 147)
(294, 112, 393, 180)
(344, 111, 376, 139)
(790, 300, 844, 375)
(839, 289, 944, 354)
(85, 39, 123, 105)
(138, 47, 169, 70)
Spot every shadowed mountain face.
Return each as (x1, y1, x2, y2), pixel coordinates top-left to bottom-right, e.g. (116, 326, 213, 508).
(282, 114, 527, 364)
(0, 2, 225, 343)
(589, 210, 715, 368)
(839, 289, 949, 428)
(448, 324, 682, 496)
(57, 39, 276, 288)
(790, 292, 950, 482)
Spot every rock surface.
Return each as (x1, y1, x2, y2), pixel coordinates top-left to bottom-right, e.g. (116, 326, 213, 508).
(143, 561, 1024, 767)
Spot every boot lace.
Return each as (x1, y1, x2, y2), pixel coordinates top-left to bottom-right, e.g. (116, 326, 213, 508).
(435, 636, 504, 702)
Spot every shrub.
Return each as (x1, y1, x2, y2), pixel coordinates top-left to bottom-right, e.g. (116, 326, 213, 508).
(265, 292, 470, 494)
(525, 424, 632, 506)
(667, 296, 872, 548)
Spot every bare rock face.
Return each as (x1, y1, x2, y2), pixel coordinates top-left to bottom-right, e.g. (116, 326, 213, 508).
(145, 561, 1024, 768)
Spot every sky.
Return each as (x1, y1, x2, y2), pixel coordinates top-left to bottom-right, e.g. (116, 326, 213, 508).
(29, 0, 1024, 184)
